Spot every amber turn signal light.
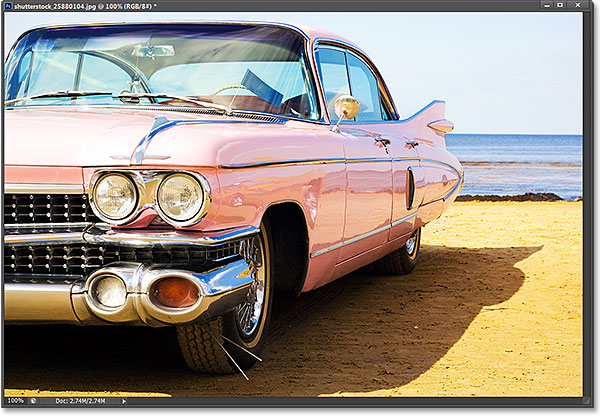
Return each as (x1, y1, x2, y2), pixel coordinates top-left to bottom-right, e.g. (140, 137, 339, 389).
(151, 277, 199, 308)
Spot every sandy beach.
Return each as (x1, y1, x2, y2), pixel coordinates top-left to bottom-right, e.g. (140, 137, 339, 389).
(4, 201, 583, 397)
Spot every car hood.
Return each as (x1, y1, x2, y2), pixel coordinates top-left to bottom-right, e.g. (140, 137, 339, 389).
(5, 107, 178, 166)
(4, 106, 317, 167)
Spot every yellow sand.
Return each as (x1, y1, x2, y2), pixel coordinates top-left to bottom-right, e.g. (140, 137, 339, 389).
(5, 202, 583, 397)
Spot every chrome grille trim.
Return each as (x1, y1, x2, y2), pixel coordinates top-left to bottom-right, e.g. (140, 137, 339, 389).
(5, 275, 84, 285)
(5, 184, 84, 194)
(4, 241, 242, 277)
(5, 233, 85, 246)
(4, 193, 99, 226)
(5, 222, 93, 232)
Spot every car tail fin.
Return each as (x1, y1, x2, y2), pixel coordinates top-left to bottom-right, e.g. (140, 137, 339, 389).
(427, 119, 454, 134)
(400, 100, 454, 148)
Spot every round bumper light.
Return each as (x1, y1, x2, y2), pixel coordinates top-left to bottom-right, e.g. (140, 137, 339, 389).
(92, 173, 137, 221)
(156, 173, 205, 224)
(91, 275, 127, 308)
(151, 277, 200, 308)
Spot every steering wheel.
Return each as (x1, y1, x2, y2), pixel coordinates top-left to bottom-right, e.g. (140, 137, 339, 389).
(210, 84, 249, 96)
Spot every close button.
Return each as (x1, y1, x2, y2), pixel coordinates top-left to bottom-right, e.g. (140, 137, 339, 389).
(567, 0, 590, 8)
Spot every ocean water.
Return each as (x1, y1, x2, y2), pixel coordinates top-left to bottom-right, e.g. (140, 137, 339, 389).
(445, 134, 583, 200)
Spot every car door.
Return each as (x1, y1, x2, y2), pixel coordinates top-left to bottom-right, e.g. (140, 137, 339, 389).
(316, 47, 393, 262)
(343, 51, 420, 242)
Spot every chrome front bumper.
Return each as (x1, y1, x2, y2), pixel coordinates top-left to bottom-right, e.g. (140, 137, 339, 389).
(5, 223, 260, 248)
(4, 226, 259, 327)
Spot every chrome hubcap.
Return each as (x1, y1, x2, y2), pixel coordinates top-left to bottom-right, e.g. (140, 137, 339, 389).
(406, 231, 417, 256)
(235, 235, 265, 338)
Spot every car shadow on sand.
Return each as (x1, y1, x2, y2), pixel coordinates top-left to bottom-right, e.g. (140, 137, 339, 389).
(4, 243, 542, 397)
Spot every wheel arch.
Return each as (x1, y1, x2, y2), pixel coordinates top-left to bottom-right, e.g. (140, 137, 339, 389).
(261, 200, 310, 295)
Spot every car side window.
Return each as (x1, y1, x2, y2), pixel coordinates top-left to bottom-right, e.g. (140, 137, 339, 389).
(347, 53, 383, 122)
(78, 54, 133, 94)
(316, 48, 351, 120)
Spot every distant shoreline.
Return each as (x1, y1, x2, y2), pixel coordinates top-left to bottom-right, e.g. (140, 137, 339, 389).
(456, 193, 582, 202)
(447, 133, 583, 137)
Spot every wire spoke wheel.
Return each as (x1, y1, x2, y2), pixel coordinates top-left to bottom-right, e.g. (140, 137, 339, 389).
(373, 227, 421, 275)
(405, 229, 419, 259)
(177, 222, 273, 373)
(235, 234, 266, 338)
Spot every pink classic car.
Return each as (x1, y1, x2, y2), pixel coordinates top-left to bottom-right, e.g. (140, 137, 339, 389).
(3, 22, 463, 375)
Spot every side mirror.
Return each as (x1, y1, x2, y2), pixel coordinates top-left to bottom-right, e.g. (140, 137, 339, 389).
(331, 95, 359, 133)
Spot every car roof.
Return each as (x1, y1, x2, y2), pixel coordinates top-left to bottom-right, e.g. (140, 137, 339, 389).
(19, 20, 362, 50)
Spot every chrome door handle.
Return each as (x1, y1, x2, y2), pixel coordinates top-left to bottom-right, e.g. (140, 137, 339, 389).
(406, 140, 419, 148)
(374, 138, 391, 145)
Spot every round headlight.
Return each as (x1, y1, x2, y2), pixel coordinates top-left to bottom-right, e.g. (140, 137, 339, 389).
(93, 173, 137, 220)
(157, 174, 205, 223)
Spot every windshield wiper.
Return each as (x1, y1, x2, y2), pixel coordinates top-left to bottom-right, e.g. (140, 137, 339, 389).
(5, 90, 235, 116)
(114, 92, 233, 116)
(4, 90, 113, 106)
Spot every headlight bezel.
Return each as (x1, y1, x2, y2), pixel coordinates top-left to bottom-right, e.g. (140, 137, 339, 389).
(90, 172, 140, 224)
(88, 170, 211, 227)
(155, 172, 211, 227)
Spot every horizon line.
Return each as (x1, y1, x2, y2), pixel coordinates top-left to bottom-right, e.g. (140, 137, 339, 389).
(449, 132, 583, 136)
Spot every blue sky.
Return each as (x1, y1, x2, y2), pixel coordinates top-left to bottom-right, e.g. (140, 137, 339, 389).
(4, 12, 583, 134)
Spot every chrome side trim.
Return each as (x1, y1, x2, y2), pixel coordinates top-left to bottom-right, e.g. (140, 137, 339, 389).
(4, 184, 84, 194)
(443, 174, 465, 202)
(4, 226, 259, 248)
(310, 224, 390, 258)
(310, 211, 418, 258)
(221, 156, 444, 169)
(419, 158, 464, 178)
(221, 158, 346, 169)
(346, 158, 391, 163)
(391, 211, 418, 228)
(418, 158, 465, 201)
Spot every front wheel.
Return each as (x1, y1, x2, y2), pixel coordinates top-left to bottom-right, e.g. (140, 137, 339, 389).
(373, 227, 421, 275)
(176, 221, 273, 374)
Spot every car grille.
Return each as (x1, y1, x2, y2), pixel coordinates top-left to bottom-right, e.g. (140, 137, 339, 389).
(4, 242, 241, 277)
(4, 193, 99, 226)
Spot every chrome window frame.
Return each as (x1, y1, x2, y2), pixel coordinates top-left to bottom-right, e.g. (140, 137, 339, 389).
(313, 38, 400, 124)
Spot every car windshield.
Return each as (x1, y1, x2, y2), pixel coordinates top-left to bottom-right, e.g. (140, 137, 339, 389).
(4, 23, 321, 120)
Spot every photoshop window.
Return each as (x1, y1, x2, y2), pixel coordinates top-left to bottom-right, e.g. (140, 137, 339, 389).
(0, 0, 593, 408)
